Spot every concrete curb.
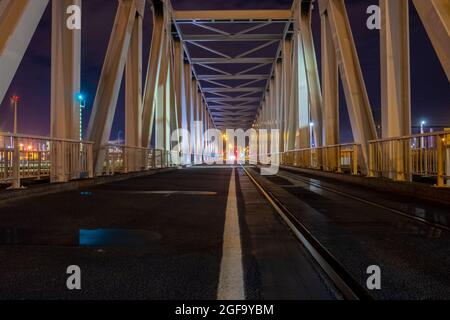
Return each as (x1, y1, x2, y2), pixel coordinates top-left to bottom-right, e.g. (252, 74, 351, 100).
(279, 165, 450, 206)
(0, 167, 178, 203)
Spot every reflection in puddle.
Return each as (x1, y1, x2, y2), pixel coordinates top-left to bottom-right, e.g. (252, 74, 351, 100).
(0, 229, 161, 247)
(79, 229, 161, 246)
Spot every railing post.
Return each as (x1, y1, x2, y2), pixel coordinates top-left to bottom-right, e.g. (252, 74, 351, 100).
(352, 144, 358, 175)
(9, 135, 21, 189)
(88, 144, 94, 178)
(437, 134, 444, 187)
(105, 146, 110, 175)
(446, 134, 450, 187)
(152, 150, 156, 168)
(394, 139, 406, 181)
(3, 150, 7, 181)
(337, 145, 342, 173)
(123, 147, 129, 174)
(368, 142, 375, 177)
(37, 150, 42, 180)
(111, 150, 115, 175)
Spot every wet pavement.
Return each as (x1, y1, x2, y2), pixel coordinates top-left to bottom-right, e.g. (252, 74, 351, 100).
(0, 167, 335, 300)
(249, 167, 450, 300)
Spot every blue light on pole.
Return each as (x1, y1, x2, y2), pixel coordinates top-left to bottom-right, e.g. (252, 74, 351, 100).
(310, 122, 315, 148)
(420, 120, 426, 134)
(76, 93, 86, 140)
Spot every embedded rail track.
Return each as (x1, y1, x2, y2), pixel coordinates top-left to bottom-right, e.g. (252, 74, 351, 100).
(278, 168, 450, 233)
(241, 165, 372, 300)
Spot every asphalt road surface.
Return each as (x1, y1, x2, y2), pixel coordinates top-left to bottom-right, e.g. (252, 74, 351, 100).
(0, 166, 336, 300)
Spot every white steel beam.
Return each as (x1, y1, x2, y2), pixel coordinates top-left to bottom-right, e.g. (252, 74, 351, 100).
(320, 0, 377, 168)
(380, 0, 411, 138)
(0, 0, 49, 104)
(182, 34, 283, 42)
(299, 2, 323, 147)
(203, 87, 265, 93)
(412, 0, 450, 81)
(321, 11, 339, 146)
(125, 4, 144, 151)
(174, 10, 292, 21)
(296, 23, 310, 149)
(198, 75, 268, 81)
(186, 40, 232, 59)
(196, 63, 232, 76)
(86, 0, 137, 173)
(282, 39, 293, 151)
(155, 33, 170, 151)
(51, 0, 81, 141)
(174, 40, 184, 131)
(50, 0, 81, 182)
(142, 0, 165, 148)
(191, 58, 274, 64)
(235, 40, 279, 59)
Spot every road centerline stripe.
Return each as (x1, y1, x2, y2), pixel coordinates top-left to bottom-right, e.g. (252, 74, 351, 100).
(217, 168, 245, 300)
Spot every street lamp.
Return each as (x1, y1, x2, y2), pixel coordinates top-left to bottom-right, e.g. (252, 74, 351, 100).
(420, 120, 426, 134)
(309, 122, 315, 148)
(77, 93, 86, 141)
(11, 95, 20, 135)
(420, 120, 427, 148)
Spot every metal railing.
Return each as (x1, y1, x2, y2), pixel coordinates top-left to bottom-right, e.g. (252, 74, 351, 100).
(369, 131, 450, 187)
(102, 144, 174, 175)
(0, 132, 94, 188)
(281, 143, 361, 175)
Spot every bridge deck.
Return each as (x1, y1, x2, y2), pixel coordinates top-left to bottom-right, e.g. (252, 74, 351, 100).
(0, 166, 449, 299)
(0, 167, 335, 299)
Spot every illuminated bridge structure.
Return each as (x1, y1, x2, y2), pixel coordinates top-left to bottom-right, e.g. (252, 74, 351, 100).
(1, 0, 450, 301)
(0, 0, 449, 188)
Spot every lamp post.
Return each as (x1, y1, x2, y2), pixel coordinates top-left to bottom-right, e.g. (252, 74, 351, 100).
(420, 120, 426, 148)
(77, 94, 86, 141)
(420, 120, 426, 134)
(9, 95, 21, 189)
(11, 95, 20, 135)
(310, 122, 315, 148)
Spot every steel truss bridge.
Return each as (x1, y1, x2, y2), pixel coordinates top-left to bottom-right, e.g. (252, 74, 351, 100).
(0, 0, 449, 189)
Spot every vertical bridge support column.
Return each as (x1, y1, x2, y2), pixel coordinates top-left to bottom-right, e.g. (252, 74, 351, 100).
(142, 0, 164, 149)
(125, 0, 145, 173)
(51, 0, 82, 182)
(282, 39, 295, 152)
(319, 0, 377, 173)
(299, 1, 323, 148)
(380, 0, 411, 181)
(87, 0, 137, 175)
(321, 7, 339, 147)
(293, 6, 309, 150)
(174, 40, 184, 165)
(182, 63, 193, 164)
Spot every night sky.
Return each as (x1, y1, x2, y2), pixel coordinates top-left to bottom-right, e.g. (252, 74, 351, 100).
(1, 0, 448, 143)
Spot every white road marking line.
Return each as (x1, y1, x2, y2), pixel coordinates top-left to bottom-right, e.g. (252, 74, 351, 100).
(122, 191, 217, 195)
(217, 168, 245, 300)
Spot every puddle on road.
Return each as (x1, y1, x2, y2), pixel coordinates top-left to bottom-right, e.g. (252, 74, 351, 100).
(0, 228, 161, 247)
